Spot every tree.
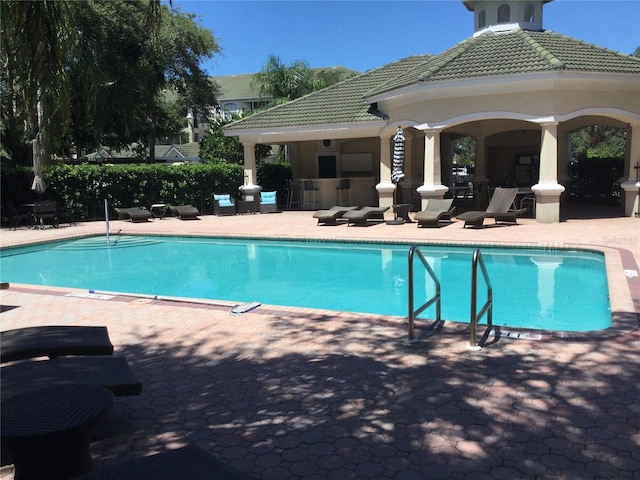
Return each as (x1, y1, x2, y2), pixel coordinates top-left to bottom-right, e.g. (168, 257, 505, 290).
(2, 1, 220, 166)
(1, 0, 71, 166)
(200, 118, 271, 165)
(571, 125, 626, 160)
(67, 2, 219, 161)
(252, 55, 319, 103)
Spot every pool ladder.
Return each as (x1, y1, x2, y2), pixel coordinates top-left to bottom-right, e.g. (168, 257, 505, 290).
(407, 246, 493, 349)
(407, 246, 441, 341)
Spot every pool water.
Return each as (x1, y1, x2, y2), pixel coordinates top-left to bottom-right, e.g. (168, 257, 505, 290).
(0, 235, 611, 332)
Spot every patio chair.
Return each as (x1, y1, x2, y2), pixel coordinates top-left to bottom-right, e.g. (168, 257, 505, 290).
(213, 194, 236, 216)
(1, 355, 142, 400)
(71, 444, 258, 480)
(6, 202, 34, 230)
(259, 191, 280, 213)
(33, 200, 58, 228)
(343, 206, 389, 226)
(312, 205, 359, 225)
(456, 187, 526, 228)
(1, 326, 114, 364)
(414, 198, 456, 228)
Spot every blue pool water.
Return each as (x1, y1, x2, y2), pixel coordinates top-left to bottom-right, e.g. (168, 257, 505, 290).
(0, 235, 611, 331)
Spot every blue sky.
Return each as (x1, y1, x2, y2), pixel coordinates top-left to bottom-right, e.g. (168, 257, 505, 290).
(171, 0, 640, 76)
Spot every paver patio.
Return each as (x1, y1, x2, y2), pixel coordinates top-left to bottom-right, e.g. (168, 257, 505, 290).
(1, 207, 638, 479)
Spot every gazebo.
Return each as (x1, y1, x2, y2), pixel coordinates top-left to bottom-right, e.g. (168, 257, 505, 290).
(224, 0, 640, 222)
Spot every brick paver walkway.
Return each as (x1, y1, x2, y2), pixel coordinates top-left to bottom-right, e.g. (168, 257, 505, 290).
(1, 206, 638, 479)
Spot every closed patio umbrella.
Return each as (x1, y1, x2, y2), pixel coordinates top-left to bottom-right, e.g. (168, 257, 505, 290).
(31, 138, 46, 194)
(391, 127, 405, 184)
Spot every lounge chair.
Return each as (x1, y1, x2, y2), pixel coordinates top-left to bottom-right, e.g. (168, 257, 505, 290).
(170, 205, 200, 220)
(1, 326, 114, 364)
(415, 199, 456, 227)
(114, 207, 152, 223)
(1, 355, 142, 400)
(213, 194, 236, 216)
(344, 206, 390, 226)
(312, 205, 359, 225)
(456, 187, 527, 228)
(71, 444, 258, 480)
(259, 191, 279, 213)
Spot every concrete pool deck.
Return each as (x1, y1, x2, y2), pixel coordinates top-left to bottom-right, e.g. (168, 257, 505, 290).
(1, 206, 639, 479)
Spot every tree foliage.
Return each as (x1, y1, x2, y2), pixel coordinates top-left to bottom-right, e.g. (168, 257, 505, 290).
(1, 0, 220, 166)
(1, 0, 72, 165)
(200, 118, 271, 165)
(252, 55, 318, 102)
(571, 125, 626, 160)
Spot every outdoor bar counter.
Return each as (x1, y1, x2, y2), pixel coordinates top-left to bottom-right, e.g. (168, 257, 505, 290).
(294, 177, 378, 209)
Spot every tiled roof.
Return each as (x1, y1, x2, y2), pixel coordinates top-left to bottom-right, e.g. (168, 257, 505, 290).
(225, 29, 640, 132)
(224, 55, 433, 132)
(368, 29, 640, 97)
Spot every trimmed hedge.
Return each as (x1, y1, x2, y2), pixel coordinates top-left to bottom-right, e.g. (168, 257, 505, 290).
(1, 162, 292, 221)
(2, 163, 244, 220)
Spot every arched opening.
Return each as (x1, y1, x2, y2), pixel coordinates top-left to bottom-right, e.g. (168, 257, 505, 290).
(566, 123, 626, 211)
(524, 3, 535, 22)
(497, 4, 511, 23)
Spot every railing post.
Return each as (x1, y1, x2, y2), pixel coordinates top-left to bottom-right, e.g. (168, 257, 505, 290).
(470, 249, 479, 348)
(407, 246, 441, 341)
(468, 248, 491, 351)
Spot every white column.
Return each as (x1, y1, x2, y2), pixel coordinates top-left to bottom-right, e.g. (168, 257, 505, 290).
(620, 123, 640, 217)
(376, 135, 395, 208)
(417, 128, 448, 208)
(532, 122, 564, 223)
(240, 141, 261, 201)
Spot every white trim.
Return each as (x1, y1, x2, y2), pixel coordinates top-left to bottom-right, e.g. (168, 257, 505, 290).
(366, 71, 640, 105)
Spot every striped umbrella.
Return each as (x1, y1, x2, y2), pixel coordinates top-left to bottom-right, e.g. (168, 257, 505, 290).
(391, 127, 405, 184)
(31, 137, 47, 194)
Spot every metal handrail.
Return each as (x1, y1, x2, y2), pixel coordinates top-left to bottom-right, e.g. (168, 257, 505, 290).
(470, 248, 493, 348)
(408, 245, 441, 340)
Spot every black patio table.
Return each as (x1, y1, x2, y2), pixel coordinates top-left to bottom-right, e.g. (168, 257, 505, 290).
(1, 384, 114, 480)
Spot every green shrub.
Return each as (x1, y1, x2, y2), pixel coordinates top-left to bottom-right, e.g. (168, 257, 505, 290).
(1, 163, 245, 221)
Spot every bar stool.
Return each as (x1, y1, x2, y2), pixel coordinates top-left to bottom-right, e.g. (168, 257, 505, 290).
(286, 179, 301, 209)
(336, 178, 352, 206)
(302, 180, 319, 210)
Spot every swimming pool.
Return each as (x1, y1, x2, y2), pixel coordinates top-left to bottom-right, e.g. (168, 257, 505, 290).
(0, 235, 611, 332)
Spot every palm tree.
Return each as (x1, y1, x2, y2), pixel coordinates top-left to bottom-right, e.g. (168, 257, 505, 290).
(252, 55, 318, 103)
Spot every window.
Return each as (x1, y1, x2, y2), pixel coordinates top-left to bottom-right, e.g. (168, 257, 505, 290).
(498, 3, 510, 23)
(478, 9, 486, 28)
(524, 4, 535, 22)
(223, 102, 239, 114)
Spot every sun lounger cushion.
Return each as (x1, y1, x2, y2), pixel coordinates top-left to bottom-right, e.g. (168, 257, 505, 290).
(414, 199, 456, 227)
(123, 208, 151, 223)
(173, 205, 200, 220)
(70, 444, 258, 480)
(312, 206, 359, 225)
(1, 356, 142, 400)
(1, 326, 114, 364)
(343, 206, 389, 226)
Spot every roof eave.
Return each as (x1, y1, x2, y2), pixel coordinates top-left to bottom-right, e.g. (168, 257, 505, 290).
(366, 70, 640, 105)
(224, 121, 386, 143)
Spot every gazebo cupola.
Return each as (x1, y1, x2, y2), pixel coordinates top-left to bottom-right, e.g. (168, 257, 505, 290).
(463, 0, 552, 35)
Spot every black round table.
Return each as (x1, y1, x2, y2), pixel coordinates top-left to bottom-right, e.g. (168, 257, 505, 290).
(1, 384, 114, 480)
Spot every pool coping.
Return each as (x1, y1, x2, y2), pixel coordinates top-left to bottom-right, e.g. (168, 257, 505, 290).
(2, 231, 637, 343)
